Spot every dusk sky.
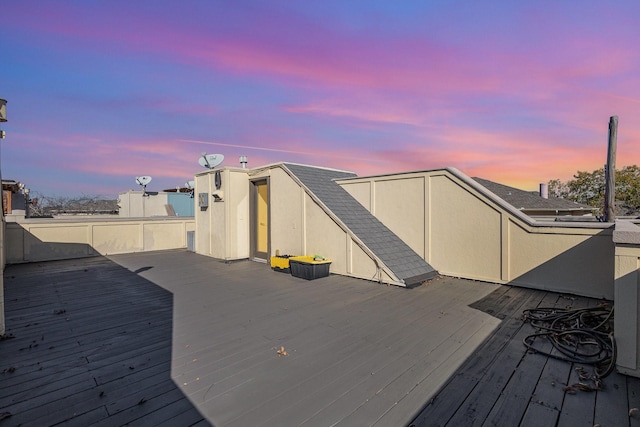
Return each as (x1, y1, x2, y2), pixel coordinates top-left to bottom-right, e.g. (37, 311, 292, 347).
(2, 1, 639, 198)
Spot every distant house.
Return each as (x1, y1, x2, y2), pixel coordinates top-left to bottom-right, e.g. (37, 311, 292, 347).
(2, 179, 28, 220)
(473, 178, 595, 219)
(118, 190, 194, 217)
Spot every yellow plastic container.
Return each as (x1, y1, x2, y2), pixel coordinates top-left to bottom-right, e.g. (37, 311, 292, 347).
(270, 256, 291, 270)
(288, 256, 332, 265)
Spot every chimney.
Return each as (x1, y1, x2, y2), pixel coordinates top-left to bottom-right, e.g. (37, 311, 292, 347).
(539, 183, 549, 199)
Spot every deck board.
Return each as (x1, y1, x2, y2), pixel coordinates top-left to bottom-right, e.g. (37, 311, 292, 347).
(4, 249, 639, 426)
(1, 254, 209, 426)
(2, 250, 503, 426)
(410, 284, 640, 427)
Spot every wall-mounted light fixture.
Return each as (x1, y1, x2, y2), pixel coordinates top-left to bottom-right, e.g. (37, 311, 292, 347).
(212, 190, 224, 202)
(0, 98, 7, 139)
(0, 99, 7, 123)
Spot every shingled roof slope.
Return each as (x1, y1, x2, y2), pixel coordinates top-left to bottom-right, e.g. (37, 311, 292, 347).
(473, 178, 594, 212)
(283, 163, 437, 285)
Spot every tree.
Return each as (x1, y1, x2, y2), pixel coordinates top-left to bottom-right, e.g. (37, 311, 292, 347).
(616, 165, 640, 214)
(549, 166, 640, 216)
(28, 193, 118, 217)
(548, 178, 569, 200)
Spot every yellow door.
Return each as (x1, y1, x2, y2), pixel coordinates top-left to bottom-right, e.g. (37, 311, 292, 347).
(252, 179, 269, 260)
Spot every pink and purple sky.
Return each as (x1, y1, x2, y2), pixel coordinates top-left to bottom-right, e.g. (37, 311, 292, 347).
(2, 1, 639, 197)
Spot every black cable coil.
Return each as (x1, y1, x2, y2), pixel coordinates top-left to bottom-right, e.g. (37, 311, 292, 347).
(522, 304, 616, 378)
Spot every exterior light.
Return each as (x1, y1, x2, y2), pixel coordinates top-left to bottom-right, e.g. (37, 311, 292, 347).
(239, 155, 247, 168)
(0, 98, 6, 139)
(0, 99, 7, 123)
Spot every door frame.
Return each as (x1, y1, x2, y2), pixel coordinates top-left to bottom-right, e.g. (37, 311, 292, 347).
(250, 178, 270, 262)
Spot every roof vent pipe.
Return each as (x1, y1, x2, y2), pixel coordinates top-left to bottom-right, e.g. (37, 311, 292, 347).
(539, 183, 549, 199)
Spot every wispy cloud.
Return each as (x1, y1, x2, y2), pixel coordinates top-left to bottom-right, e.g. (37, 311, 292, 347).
(2, 1, 640, 196)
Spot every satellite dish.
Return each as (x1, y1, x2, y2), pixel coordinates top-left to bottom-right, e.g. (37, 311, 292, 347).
(135, 176, 152, 186)
(185, 180, 195, 198)
(199, 152, 224, 169)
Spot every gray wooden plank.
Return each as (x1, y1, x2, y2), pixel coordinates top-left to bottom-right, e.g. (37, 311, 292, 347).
(105, 378, 181, 416)
(519, 400, 561, 427)
(556, 363, 596, 427)
(484, 293, 570, 425)
(153, 406, 211, 427)
(594, 370, 631, 427)
(524, 344, 569, 417)
(260, 284, 499, 427)
(39, 406, 110, 427)
(470, 285, 530, 319)
(443, 326, 532, 427)
(93, 387, 193, 427)
(480, 316, 553, 426)
(1, 378, 103, 426)
(0, 366, 92, 407)
(1, 255, 203, 426)
(629, 375, 640, 427)
(352, 313, 501, 427)
(2, 251, 631, 427)
(410, 288, 548, 427)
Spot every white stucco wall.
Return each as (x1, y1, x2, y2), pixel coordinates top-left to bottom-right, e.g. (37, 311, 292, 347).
(613, 220, 640, 377)
(194, 168, 250, 261)
(6, 217, 195, 264)
(1, 215, 5, 334)
(339, 168, 614, 299)
(118, 191, 171, 217)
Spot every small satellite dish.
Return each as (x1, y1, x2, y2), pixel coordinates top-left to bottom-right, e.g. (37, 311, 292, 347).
(198, 152, 224, 169)
(135, 176, 152, 186)
(135, 176, 152, 196)
(185, 180, 195, 198)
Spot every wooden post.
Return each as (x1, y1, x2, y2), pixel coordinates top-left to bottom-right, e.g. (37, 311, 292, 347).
(604, 115, 618, 222)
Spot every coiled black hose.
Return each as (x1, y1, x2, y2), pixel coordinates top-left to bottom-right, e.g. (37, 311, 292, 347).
(522, 305, 616, 378)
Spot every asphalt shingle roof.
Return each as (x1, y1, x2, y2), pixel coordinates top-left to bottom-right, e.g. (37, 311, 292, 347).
(283, 163, 437, 285)
(473, 178, 593, 212)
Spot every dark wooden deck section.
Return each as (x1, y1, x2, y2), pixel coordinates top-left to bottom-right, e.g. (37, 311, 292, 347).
(411, 285, 640, 427)
(1, 249, 638, 426)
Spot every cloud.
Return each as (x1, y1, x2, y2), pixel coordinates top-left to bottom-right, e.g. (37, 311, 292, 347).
(3, 1, 640, 197)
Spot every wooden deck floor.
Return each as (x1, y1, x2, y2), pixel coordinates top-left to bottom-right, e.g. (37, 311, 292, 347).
(1, 249, 500, 426)
(411, 284, 640, 427)
(1, 250, 637, 426)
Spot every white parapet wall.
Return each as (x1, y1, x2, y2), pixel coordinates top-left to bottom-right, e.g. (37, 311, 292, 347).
(613, 220, 640, 377)
(5, 217, 195, 264)
(338, 168, 614, 299)
(1, 215, 5, 334)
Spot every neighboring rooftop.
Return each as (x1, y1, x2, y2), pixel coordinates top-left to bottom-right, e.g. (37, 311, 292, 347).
(473, 177, 594, 215)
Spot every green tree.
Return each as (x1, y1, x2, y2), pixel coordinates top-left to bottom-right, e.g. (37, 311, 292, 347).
(549, 166, 640, 216)
(616, 165, 640, 214)
(548, 179, 569, 199)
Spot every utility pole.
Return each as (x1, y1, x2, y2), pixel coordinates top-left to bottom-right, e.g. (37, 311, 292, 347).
(0, 98, 5, 336)
(604, 115, 617, 222)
